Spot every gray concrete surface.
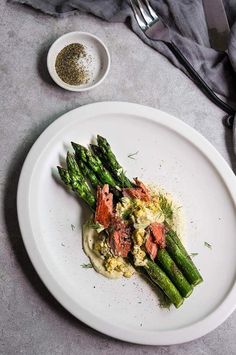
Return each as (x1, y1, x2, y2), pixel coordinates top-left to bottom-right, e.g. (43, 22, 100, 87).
(1, 1, 236, 354)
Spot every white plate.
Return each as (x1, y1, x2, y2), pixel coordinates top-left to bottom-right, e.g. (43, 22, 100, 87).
(17, 102, 236, 345)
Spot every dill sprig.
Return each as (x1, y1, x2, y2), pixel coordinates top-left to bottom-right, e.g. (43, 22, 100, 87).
(122, 207, 133, 220)
(158, 194, 173, 221)
(204, 241, 212, 249)
(87, 220, 102, 230)
(87, 220, 104, 234)
(81, 263, 93, 268)
(128, 151, 139, 160)
(190, 252, 198, 257)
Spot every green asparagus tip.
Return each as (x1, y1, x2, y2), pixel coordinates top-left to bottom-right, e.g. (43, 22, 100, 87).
(90, 144, 102, 156)
(97, 135, 109, 148)
(66, 152, 83, 181)
(71, 142, 88, 161)
(71, 142, 81, 152)
(71, 142, 85, 151)
(57, 166, 71, 185)
(66, 152, 75, 169)
(71, 141, 80, 152)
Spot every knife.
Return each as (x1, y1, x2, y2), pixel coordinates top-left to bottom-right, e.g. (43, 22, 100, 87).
(202, 0, 230, 51)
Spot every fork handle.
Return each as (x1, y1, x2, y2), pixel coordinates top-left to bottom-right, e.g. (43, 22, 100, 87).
(167, 41, 235, 128)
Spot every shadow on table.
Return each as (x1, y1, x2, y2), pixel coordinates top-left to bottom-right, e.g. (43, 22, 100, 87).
(37, 38, 56, 88)
(3, 115, 113, 342)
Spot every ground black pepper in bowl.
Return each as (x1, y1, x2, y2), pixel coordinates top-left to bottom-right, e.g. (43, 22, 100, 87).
(55, 43, 90, 85)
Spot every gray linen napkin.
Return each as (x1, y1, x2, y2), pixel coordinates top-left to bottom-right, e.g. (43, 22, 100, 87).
(11, 0, 236, 102)
(12, 0, 236, 140)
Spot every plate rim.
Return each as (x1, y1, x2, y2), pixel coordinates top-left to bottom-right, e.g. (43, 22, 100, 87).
(17, 101, 236, 345)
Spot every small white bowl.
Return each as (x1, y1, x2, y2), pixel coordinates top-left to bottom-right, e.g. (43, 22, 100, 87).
(47, 32, 110, 92)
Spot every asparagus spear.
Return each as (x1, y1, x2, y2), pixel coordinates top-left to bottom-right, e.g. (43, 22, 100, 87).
(96, 135, 133, 188)
(71, 142, 118, 188)
(88, 142, 134, 199)
(76, 157, 101, 189)
(145, 259, 183, 308)
(157, 249, 193, 297)
(167, 229, 191, 257)
(90, 144, 104, 160)
(57, 166, 71, 186)
(57, 154, 96, 209)
(75, 150, 121, 200)
(166, 233, 203, 286)
(89, 144, 113, 174)
(66, 153, 88, 187)
(167, 229, 203, 284)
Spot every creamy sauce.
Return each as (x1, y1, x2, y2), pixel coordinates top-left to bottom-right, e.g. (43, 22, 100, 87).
(83, 222, 129, 279)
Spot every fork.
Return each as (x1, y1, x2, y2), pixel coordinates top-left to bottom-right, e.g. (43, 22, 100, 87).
(130, 0, 235, 128)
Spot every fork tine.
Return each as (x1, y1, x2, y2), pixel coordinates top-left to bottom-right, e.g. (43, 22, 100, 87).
(129, 0, 146, 30)
(136, 0, 153, 25)
(144, 0, 159, 20)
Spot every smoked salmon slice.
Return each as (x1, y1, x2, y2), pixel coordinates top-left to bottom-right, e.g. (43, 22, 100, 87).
(123, 178, 151, 202)
(145, 233, 158, 260)
(145, 223, 165, 259)
(109, 216, 132, 257)
(95, 184, 113, 229)
(149, 222, 166, 249)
